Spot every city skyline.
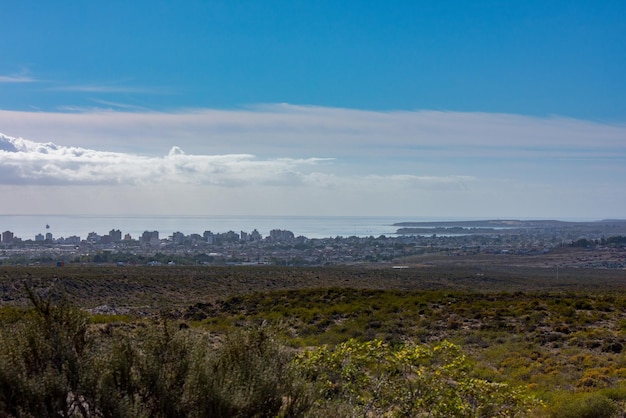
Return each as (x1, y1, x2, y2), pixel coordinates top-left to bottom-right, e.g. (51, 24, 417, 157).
(3, 215, 626, 246)
(1, 1, 625, 219)
(0, 227, 272, 245)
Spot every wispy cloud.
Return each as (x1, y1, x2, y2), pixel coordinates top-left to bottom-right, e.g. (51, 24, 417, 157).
(0, 105, 623, 161)
(0, 74, 37, 83)
(47, 83, 172, 94)
(88, 98, 149, 111)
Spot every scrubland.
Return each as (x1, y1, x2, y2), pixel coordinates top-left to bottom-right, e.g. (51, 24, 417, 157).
(1, 257, 626, 417)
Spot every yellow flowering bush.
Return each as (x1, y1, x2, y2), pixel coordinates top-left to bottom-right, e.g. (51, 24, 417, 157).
(295, 339, 542, 417)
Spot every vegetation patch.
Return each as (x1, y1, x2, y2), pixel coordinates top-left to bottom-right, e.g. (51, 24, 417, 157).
(3, 264, 626, 416)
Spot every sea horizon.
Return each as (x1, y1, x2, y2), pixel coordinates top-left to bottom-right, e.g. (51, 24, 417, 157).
(0, 214, 609, 242)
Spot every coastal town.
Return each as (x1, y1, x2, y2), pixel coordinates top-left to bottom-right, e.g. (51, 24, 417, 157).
(1, 220, 625, 268)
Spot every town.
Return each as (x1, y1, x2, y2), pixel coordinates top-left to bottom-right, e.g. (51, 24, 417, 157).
(1, 219, 625, 268)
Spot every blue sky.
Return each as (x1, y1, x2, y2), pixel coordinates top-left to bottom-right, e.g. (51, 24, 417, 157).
(3, 1, 625, 118)
(0, 1, 625, 218)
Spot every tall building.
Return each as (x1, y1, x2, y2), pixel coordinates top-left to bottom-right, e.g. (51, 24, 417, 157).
(171, 231, 185, 244)
(109, 229, 122, 242)
(222, 231, 239, 242)
(141, 231, 159, 245)
(65, 236, 81, 245)
(250, 229, 262, 241)
(87, 232, 101, 243)
(203, 231, 214, 244)
(2, 231, 14, 245)
(269, 229, 295, 242)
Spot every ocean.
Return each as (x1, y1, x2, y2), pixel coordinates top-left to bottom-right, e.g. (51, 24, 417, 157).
(0, 215, 420, 241)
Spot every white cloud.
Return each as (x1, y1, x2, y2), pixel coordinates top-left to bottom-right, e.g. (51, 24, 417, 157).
(0, 74, 36, 83)
(52, 85, 150, 93)
(47, 83, 173, 94)
(0, 131, 476, 219)
(0, 105, 624, 218)
(88, 98, 149, 111)
(0, 133, 336, 187)
(0, 106, 624, 161)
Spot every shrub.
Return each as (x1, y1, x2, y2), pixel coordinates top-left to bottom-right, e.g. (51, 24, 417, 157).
(0, 294, 311, 418)
(295, 339, 543, 417)
(182, 324, 312, 418)
(0, 288, 93, 417)
(548, 392, 620, 418)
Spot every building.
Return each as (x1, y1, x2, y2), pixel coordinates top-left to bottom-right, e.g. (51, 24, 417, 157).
(250, 229, 262, 241)
(64, 235, 81, 245)
(109, 229, 122, 242)
(269, 229, 295, 242)
(2, 231, 14, 245)
(171, 231, 185, 244)
(87, 232, 101, 243)
(221, 231, 239, 243)
(141, 231, 160, 245)
(188, 233, 203, 242)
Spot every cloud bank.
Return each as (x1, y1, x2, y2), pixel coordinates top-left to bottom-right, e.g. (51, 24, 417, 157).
(0, 133, 311, 187)
(0, 133, 469, 191)
(0, 105, 624, 218)
(1, 105, 624, 160)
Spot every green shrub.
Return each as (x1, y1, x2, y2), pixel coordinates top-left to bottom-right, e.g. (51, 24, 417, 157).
(9, 286, 626, 417)
(548, 392, 620, 418)
(182, 324, 313, 418)
(0, 296, 311, 418)
(0, 289, 93, 417)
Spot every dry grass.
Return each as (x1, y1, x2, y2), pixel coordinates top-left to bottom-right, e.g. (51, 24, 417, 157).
(1, 253, 625, 312)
